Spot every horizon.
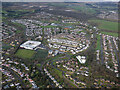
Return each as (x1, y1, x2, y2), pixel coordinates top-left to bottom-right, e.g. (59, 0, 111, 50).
(1, 0, 120, 2)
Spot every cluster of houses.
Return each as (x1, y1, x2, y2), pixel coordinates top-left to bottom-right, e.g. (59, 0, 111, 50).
(44, 68, 62, 88)
(63, 64, 75, 72)
(43, 27, 61, 39)
(48, 37, 90, 54)
(11, 11, 94, 42)
(62, 19, 78, 23)
(11, 19, 43, 36)
(2, 33, 22, 55)
(48, 50, 63, 57)
(96, 50, 100, 62)
(11, 11, 63, 38)
(3, 79, 22, 89)
(93, 78, 120, 88)
(54, 59, 90, 88)
(1, 59, 22, 89)
(56, 59, 89, 77)
(11, 19, 62, 39)
(2, 23, 16, 40)
(98, 11, 118, 21)
(1, 57, 39, 89)
(63, 64, 89, 77)
(65, 73, 86, 88)
(113, 37, 119, 51)
(32, 12, 53, 20)
(70, 28, 84, 34)
(102, 34, 119, 77)
(21, 63, 29, 71)
(55, 56, 120, 88)
(1, 68, 15, 85)
(10, 40, 19, 47)
(78, 66, 89, 77)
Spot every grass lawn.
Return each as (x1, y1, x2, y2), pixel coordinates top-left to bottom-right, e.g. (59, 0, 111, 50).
(16, 30, 21, 34)
(2, 45, 12, 50)
(53, 68, 63, 78)
(36, 64, 41, 68)
(12, 22, 26, 29)
(2, 42, 12, 50)
(88, 19, 118, 31)
(34, 49, 48, 59)
(96, 35, 101, 50)
(41, 25, 57, 28)
(15, 49, 35, 59)
(101, 32, 118, 37)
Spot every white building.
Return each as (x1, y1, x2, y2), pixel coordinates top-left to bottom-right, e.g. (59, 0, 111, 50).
(20, 41, 41, 50)
(76, 56, 86, 64)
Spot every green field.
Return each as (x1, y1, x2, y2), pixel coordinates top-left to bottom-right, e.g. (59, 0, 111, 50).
(101, 32, 118, 37)
(88, 20, 118, 31)
(12, 22, 26, 29)
(15, 49, 35, 59)
(68, 5, 96, 15)
(2, 45, 12, 50)
(49, 3, 96, 15)
(96, 35, 101, 50)
(16, 30, 22, 34)
(41, 25, 57, 28)
(53, 68, 63, 78)
(34, 49, 48, 59)
(36, 64, 41, 68)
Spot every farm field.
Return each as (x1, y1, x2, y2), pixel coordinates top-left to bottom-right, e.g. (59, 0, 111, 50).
(67, 5, 96, 15)
(49, 3, 96, 15)
(88, 19, 118, 31)
(15, 49, 35, 59)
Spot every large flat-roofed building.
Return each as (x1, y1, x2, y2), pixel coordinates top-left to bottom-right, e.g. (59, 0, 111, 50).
(20, 41, 41, 50)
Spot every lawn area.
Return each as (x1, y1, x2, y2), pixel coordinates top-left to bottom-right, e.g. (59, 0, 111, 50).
(34, 49, 48, 59)
(2, 44, 12, 50)
(16, 30, 22, 34)
(88, 19, 118, 31)
(96, 35, 101, 50)
(2, 10, 8, 14)
(53, 68, 63, 78)
(41, 25, 57, 28)
(2, 42, 12, 50)
(12, 22, 26, 29)
(101, 32, 118, 37)
(15, 49, 35, 59)
(36, 64, 41, 68)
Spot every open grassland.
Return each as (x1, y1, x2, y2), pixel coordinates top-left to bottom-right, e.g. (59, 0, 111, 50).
(15, 49, 35, 59)
(88, 19, 118, 31)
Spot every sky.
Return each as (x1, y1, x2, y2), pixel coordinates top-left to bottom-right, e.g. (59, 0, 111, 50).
(1, 0, 120, 2)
